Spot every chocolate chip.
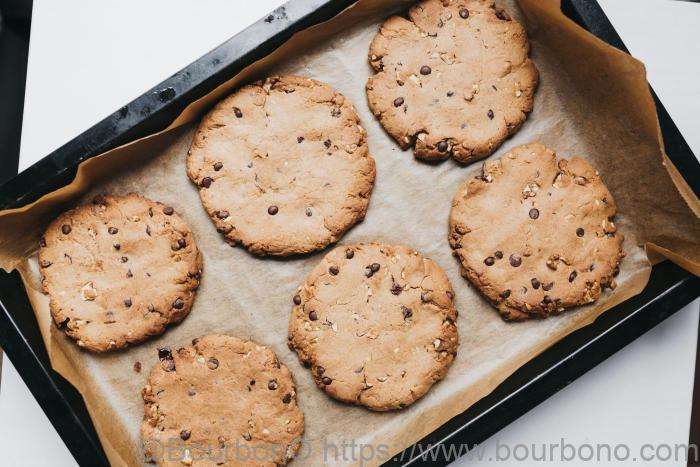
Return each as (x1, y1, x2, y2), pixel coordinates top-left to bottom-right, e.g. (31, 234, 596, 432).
(124, 298, 132, 308)
(158, 347, 172, 360)
(484, 256, 495, 266)
(509, 254, 522, 267)
(402, 306, 413, 319)
(61, 224, 72, 235)
(487, 109, 494, 119)
(391, 283, 403, 295)
(420, 292, 429, 302)
(316, 366, 325, 375)
(529, 208, 540, 219)
(39, 237, 46, 247)
(268, 380, 278, 390)
(569, 271, 577, 282)
(531, 278, 541, 289)
(282, 393, 292, 404)
(293, 295, 302, 305)
(172, 298, 184, 309)
(108, 227, 119, 235)
(324, 139, 332, 148)
(40, 259, 52, 268)
(180, 430, 191, 441)
(297, 136, 304, 143)
(576, 227, 585, 237)
(268, 205, 279, 215)
(201, 177, 213, 188)
(370, 263, 381, 273)
(163, 206, 174, 216)
(496, 9, 509, 20)
(213, 162, 223, 171)
(494, 251, 503, 259)
(305, 207, 313, 217)
(113, 243, 121, 250)
(145, 226, 151, 236)
(542, 282, 554, 291)
(345, 249, 354, 259)
(187, 388, 196, 396)
(120, 256, 128, 263)
(126, 269, 133, 278)
(331, 107, 342, 118)
(234, 107, 243, 118)
(133, 361, 141, 373)
(216, 210, 229, 219)
(437, 141, 449, 152)
(309, 310, 318, 321)
(207, 357, 219, 370)
(321, 376, 332, 385)
(329, 265, 339, 275)
(420, 65, 432, 75)
(148, 207, 153, 217)
(459, 8, 469, 18)
(393, 97, 405, 107)
(543, 295, 552, 304)
(501, 289, 511, 299)
(250, 379, 256, 385)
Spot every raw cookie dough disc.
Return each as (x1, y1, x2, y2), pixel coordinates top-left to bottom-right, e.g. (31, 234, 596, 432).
(366, 0, 539, 163)
(449, 142, 625, 321)
(141, 335, 304, 466)
(187, 75, 376, 256)
(39, 194, 202, 352)
(288, 243, 459, 411)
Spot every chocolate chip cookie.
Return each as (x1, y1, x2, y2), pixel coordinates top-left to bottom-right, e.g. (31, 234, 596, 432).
(39, 194, 202, 352)
(187, 75, 376, 256)
(141, 335, 304, 466)
(366, 0, 538, 163)
(288, 243, 459, 411)
(449, 142, 625, 320)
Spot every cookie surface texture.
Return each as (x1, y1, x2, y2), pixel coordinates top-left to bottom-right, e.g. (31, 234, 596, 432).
(449, 142, 625, 320)
(39, 193, 202, 352)
(288, 243, 459, 411)
(141, 335, 304, 466)
(187, 75, 376, 256)
(366, 0, 538, 163)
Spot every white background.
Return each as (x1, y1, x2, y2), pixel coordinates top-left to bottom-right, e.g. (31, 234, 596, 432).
(2, 0, 698, 465)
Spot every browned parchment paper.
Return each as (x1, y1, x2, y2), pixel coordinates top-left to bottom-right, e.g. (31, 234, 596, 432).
(1, 0, 699, 465)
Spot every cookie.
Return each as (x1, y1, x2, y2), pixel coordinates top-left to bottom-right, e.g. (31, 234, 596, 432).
(366, 0, 538, 164)
(449, 142, 625, 320)
(187, 75, 376, 256)
(288, 243, 459, 411)
(141, 335, 304, 466)
(39, 194, 202, 352)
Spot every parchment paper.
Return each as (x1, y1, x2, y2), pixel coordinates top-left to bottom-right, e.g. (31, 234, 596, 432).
(1, 1, 699, 466)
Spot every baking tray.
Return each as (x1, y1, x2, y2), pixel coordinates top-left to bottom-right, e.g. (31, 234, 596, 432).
(0, 0, 698, 465)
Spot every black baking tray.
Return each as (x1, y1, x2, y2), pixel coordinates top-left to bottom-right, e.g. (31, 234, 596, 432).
(0, 1, 698, 465)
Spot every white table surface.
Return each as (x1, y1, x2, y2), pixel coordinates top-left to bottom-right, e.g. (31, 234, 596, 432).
(2, 0, 698, 466)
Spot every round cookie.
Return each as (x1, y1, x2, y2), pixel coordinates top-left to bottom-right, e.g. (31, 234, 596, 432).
(366, 0, 538, 164)
(187, 75, 376, 256)
(288, 243, 459, 411)
(39, 194, 202, 352)
(449, 142, 625, 321)
(141, 335, 304, 466)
